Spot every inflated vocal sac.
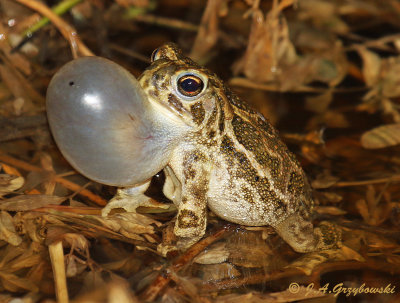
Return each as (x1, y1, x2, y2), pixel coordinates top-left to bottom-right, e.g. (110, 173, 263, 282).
(46, 57, 175, 187)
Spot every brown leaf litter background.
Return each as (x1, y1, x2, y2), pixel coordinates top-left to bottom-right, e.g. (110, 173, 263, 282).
(0, 0, 400, 302)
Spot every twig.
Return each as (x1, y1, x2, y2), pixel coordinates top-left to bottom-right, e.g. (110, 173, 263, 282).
(308, 260, 400, 286)
(139, 225, 234, 302)
(202, 268, 303, 292)
(55, 178, 106, 206)
(0, 52, 45, 104)
(203, 259, 400, 293)
(0, 112, 48, 142)
(229, 77, 367, 93)
(132, 14, 198, 32)
(334, 174, 400, 187)
(13, 0, 83, 52)
(337, 219, 400, 239)
(0, 151, 107, 206)
(109, 43, 151, 63)
(131, 14, 242, 50)
(346, 33, 400, 54)
(49, 241, 69, 303)
(0, 128, 42, 142)
(14, 0, 93, 58)
(68, 181, 91, 200)
(56, 171, 77, 178)
(0, 113, 47, 129)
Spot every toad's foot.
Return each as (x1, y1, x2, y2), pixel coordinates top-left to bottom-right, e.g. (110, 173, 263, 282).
(274, 213, 341, 253)
(102, 181, 158, 216)
(157, 235, 203, 256)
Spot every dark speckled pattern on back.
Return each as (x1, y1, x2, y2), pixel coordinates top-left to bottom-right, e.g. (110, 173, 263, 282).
(139, 42, 313, 221)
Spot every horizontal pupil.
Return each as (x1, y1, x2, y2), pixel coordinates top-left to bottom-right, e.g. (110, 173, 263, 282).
(179, 76, 203, 96)
(182, 79, 199, 91)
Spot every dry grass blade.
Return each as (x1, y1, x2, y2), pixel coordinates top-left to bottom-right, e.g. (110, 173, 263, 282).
(0, 195, 66, 211)
(0, 152, 107, 206)
(0, 52, 44, 105)
(14, 0, 93, 58)
(49, 241, 69, 303)
(42, 209, 159, 249)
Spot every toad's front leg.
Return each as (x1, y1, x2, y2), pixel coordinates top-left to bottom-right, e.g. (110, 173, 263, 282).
(159, 153, 210, 255)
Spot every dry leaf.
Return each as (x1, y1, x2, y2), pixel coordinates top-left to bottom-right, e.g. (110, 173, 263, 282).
(0, 174, 24, 196)
(361, 123, 400, 149)
(288, 246, 365, 275)
(1, 163, 21, 176)
(194, 242, 229, 264)
(190, 0, 225, 61)
(311, 172, 339, 189)
(227, 231, 279, 269)
(355, 185, 394, 226)
(0, 271, 38, 292)
(280, 41, 347, 90)
(14, 212, 65, 243)
(298, 0, 349, 34)
(314, 206, 346, 216)
(355, 199, 370, 223)
(381, 57, 400, 98)
(367, 233, 399, 251)
(315, 191, 343, 204)
(305, 91, 333, 114)
(0, 211, 22, 246)
(47, 228, 90, 253)
(0, 194, 66, 211)
(234, 0, 297, 83)
(310, 110, 349, 129)
(74, 281, 140, 303)
(198, 263, 241, 282)
(66, 254, 87, 277)
(97, 212, 161, 241)
(341, 229, 365, 252)
(356, 46, 381, 87)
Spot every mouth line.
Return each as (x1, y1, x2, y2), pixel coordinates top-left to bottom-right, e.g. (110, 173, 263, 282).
(147, 95, 192, 126)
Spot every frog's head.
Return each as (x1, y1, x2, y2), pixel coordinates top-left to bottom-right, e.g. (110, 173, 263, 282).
(139, 43, 224, 129)
(45, 43, 228, 187)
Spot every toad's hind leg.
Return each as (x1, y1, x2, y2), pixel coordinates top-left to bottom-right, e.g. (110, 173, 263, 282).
(273, 213, 341, 253)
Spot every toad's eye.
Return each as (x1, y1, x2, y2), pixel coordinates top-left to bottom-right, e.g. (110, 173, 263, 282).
(151, 48, 161, 62)
(177, 74, 204, 97)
